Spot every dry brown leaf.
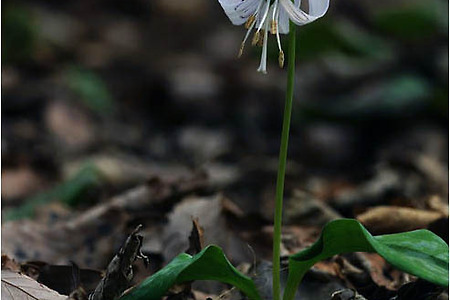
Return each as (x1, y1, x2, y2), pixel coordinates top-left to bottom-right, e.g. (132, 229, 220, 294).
(163, 194, 251, 264)
(284, 190, 341, 226)
(45, 101, 95, 150)
(357, 206, 444, 234)
(1, 256, 21, 272)
(1, 167, 47, 203)
(63, 155, 195, 186)
(2, 206, 127, 269)
(427, 195, 449, 216)
(1, 270, 66, 300)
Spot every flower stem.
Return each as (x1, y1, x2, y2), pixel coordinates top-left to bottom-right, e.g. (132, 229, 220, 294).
(273, 21, 296, 300)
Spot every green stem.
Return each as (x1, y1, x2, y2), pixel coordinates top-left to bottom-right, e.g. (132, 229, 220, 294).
(273, 21, 296, 300)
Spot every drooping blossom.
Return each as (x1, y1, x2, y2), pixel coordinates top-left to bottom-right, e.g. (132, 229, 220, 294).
(217, 0, 329, 73)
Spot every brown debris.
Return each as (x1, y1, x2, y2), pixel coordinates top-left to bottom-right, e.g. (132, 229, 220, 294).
(90, 225, 148, 300)
(186, 219, 204, 256)
(1, 255, 21, 272)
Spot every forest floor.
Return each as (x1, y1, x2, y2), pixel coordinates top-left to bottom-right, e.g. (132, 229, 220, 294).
(2, 0, 449, 299)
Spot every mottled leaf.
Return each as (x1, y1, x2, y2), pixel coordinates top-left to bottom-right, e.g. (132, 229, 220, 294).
(283, 219, 449, 300)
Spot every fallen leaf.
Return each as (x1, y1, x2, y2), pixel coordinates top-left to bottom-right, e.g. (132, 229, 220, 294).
(1, 255, 21, 272)
(427, 195, 449, 216)
(1, 270, 66, 300)
(284, 190, 341, 227)
(163, 194, 251, 265)
(2, 167, 46, 203)
(1, 204, 127, 269)
(357, 206, 444, 234)
(45, 100, 95, 150)
(2, 175, 207, 269)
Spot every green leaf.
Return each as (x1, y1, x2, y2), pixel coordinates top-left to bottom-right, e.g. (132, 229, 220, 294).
(373, 1, 448, 40)
(2, 5, 36, 63)
(120, 245, 262, 300)
(66, 66, 115, 115)
(283, 219, 449, 300)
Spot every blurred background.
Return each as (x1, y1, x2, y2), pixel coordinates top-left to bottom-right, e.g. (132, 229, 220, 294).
(1, 0, 449, 297)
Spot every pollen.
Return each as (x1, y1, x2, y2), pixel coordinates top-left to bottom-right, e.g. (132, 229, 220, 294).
(245, 15, 256, 29)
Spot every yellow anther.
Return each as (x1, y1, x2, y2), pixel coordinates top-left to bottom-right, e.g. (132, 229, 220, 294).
(257, 30, 265, 47)
(252, 31, 260, 46)
(238, 42, 245, 58)
(278, 50, 285, 68)
(245, 15, 256, 29)
(270, 20, 278, 34)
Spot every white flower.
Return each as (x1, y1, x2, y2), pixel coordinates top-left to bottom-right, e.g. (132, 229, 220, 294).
(217, 0, 330, 73)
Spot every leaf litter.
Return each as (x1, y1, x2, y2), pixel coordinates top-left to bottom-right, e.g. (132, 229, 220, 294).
(2, 0, 449, 299)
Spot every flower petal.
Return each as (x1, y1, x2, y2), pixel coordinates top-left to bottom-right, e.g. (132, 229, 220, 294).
(218, 0, 261, 25)
(278, 0, 299, 34)
(255, 0, 270, 29)
(279, 0, 329, 26)
(278, 6, 290, 34)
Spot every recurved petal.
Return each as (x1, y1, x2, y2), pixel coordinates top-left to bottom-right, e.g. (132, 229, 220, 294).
(218, 0, 261, 25)
(278, 7, 290, 34)
(278, 0, 299, 34)
(279, 0, 329, 26)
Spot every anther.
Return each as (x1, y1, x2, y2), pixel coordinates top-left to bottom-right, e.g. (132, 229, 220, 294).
(270, 21, 278, 35)
(252, 31, 261, 46)
(238, 42, 245, 58)
(278, 50, 285, 68)
(258, 29, 266, 47)
(257, 29, 265, 47)
(245, 15, 256, 29)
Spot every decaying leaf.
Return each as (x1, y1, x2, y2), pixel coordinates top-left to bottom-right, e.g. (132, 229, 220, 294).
(2, 208, 127, 269)
(2, 172, 207, 268)
(1, 270, 66, 300)
(357, 206, 444, 234)
(163, 194, 251, 264)
(284, 190, 341, 227)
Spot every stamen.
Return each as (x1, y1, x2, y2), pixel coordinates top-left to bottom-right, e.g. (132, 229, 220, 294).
(275, 5, 284, 68)
(252, 31, 260, 46)
(278, 50, 285, 68)
(252, 0, 270, 47)
(238, 43, 245, 58)
(270, 20, 278, 35)
(245, 15, 256, 29)
(271, 0, 279, 34)
(257, 29, 265, 47)
(238, 17, 257, 58)
(256, 0, 271, 31)
(257, 16, 270, 74)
